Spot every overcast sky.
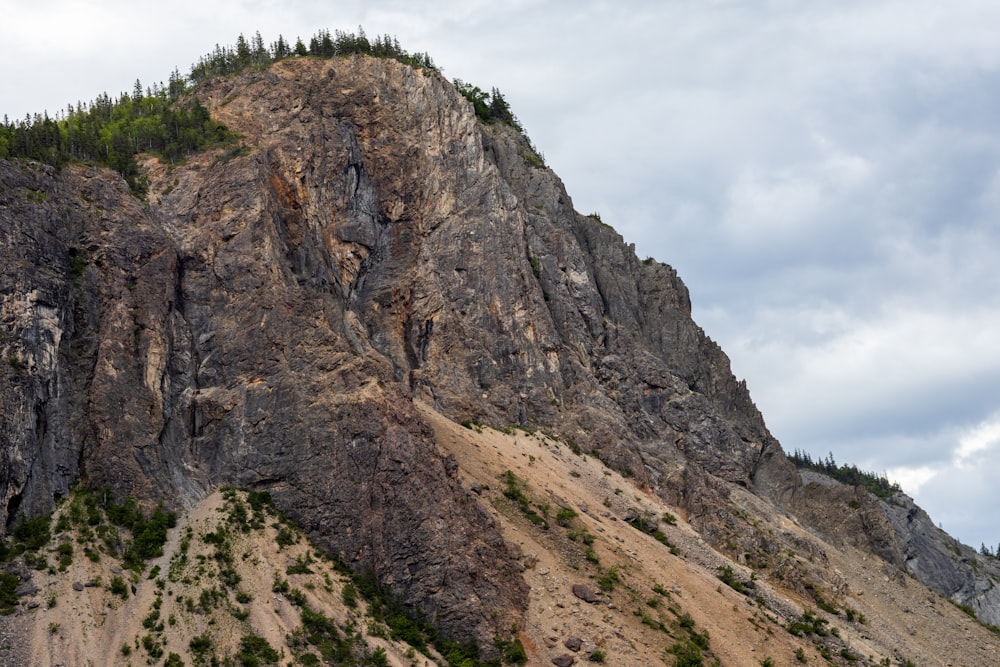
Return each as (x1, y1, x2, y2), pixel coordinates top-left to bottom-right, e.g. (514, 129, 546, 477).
(3, 0, 1000, 550)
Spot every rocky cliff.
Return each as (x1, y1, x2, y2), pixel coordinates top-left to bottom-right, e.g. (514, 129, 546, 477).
(2, 54, 999, 662)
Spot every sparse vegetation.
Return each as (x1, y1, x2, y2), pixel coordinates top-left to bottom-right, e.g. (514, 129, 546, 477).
(669, 640, 704, 667)
(786, 610, 829, 637)
(716, 565, 755, 596)
(501, 470, 549, 529)
(0, 573, 20, 615)
(596, 566, 620, 593)
(788, 449, 901, 499)
(109, 575, 129, 599)
(238, 632, 280, 665)
(555, 505, 579, 527)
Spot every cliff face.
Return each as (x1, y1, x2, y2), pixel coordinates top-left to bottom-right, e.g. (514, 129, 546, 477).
(1, 55, 997, 654)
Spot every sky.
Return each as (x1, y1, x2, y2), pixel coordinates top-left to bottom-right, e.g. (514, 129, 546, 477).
(3, 0, 1000, 550)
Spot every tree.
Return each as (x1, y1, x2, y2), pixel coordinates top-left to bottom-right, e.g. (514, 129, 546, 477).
(251, 30, 268, 65)
(272, 34, 289, 60)
(167, 68, 184, 100)
(235, 33, 251, 67)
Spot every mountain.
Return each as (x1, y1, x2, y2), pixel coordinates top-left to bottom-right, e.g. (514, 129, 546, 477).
(2, 51, 1000, 666)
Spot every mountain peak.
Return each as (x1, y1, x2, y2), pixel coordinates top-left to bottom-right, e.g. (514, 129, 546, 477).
(1, 49, 999, 665)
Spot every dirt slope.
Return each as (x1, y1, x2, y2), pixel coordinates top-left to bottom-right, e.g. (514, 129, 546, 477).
(4, 403, 999, 666)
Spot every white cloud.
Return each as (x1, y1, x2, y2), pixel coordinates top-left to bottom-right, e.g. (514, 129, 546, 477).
(955, 414, 1000, 467)
(886, 465, 938, 496)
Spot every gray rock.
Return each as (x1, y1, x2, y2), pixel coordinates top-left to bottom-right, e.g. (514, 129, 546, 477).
(563, 636, 583, 651)
(571, 584, 600, 604)
(12, 580, 34, 598)
(551, 655, 575, 667)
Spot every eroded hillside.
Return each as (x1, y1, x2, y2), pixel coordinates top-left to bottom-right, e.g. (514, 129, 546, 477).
(4, 410, 999, 666)
(2, 53, 1000, 665)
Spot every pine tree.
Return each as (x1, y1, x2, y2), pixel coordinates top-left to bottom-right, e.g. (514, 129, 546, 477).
(235, 33, 251, 67)
(272, 35, 289, 60)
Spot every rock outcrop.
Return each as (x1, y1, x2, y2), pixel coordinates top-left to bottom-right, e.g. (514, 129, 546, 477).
(1, 54, 998, 653)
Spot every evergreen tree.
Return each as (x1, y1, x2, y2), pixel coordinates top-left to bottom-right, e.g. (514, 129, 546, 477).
(235, 33, 251, 67)
(272, 35, 289, 60)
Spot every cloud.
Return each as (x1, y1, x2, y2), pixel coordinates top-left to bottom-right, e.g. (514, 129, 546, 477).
(955, 414, 1000, 467)
(883, 413, 1000, 544)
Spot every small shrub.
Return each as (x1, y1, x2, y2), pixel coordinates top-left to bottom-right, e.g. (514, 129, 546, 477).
(109, 575, 129, 599)
(498, 635, 528, 665)
(342, 582, 358, 608)
(588, 649, 606, 663)
(0, 573, 20, 615)
(239, 633, 279, 664)
(287, 554, 313, 574)
(370, 646, 389, 667)
(669, 640, 703, 667)
(143, 607, 161, 628)
(460, 419, 483, 432)
(13, 515, 51, 551)
(190, 633, 213, 656)
(716, 565, 754, 595)
(597, 567, 620, 593)
(142, 633, 164, 660)
(287, 587, 307, 606)
(555, 506, 578, 527)
(275, 526, 297, 548)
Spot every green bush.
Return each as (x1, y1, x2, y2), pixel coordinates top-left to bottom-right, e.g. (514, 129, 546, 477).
(13, 515, 51, 551)
(501, 471, 548, 529)
(555, 506, 579, 527)
(341, 582, 358, 609)
(597, 567, 620, 593)
(239, 633, 279, 664)
(189, 633, 213, 656)
(287, 554, 313, 574)
(109, 575, 129, 599)
(716, 565, 755, 595)
(669, 641, 704, 667)
(276, 526, 297, 548)
(0, 573, 20, 614)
